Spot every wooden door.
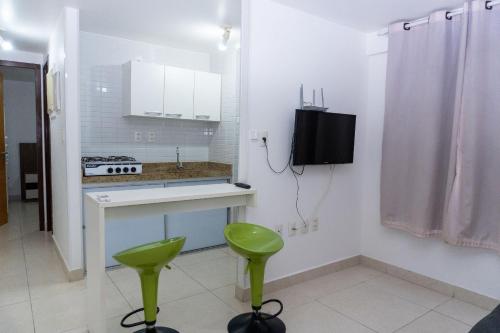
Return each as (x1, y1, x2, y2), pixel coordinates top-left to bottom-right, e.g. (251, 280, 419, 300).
(0, 73, 7, 225)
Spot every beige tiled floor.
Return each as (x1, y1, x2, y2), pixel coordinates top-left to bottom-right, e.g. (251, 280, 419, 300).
(0, 201, 494, 332)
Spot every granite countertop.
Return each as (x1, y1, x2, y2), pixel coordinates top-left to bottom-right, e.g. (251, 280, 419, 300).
(82, 162, 232, 184)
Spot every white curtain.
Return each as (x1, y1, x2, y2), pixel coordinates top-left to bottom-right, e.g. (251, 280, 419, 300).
(381, 0, 500, 252)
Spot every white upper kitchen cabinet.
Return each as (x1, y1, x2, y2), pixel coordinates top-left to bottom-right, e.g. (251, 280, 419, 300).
(164, 66, 195, 120)
(123, 60, 165, 118)
(194, 71, 222, 122)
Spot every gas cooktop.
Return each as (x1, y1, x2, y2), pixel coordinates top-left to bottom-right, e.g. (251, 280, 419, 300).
(81, 156, 142, 176)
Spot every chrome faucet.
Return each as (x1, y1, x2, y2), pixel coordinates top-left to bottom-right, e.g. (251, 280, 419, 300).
(176, 146, 184, 170)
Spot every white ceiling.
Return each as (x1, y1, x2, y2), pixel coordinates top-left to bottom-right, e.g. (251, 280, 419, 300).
(0, 0, 241, 54)
(0, 0, 467, 54)
(273, 0, 466, 31)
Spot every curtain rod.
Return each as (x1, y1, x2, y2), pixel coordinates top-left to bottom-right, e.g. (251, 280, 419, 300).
(377, 0, 500, 36)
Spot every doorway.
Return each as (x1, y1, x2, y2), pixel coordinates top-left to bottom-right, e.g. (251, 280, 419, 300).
(0, 60, 47, 232)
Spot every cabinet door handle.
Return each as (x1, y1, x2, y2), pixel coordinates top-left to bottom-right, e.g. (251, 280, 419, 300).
(144, 111, 163, 116)
(195, 115, 210, 120)
(165, 113, 182, 118)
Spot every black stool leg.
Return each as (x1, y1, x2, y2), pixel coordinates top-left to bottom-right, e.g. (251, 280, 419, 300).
(134, 327, 180, 333)
(227, 311, 286, 333)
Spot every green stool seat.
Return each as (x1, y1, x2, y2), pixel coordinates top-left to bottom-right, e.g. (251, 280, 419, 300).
(224, 223, 286, 333)
(113, 237, 186, 333)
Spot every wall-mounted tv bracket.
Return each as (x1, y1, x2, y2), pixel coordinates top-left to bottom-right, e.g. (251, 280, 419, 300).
(300, 84, 329, 112)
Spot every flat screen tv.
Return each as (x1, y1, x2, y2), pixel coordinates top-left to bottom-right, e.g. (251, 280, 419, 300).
(293, 110, 356, 166)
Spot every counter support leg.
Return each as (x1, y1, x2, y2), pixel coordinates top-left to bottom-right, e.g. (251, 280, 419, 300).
(86, 198, 107, 333)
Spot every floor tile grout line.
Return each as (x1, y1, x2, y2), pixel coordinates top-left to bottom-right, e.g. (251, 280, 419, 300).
(106, 271, 136, 312)
(362, 282, 452, 311)
(433, 306, 476, 327)
(310, 280, 370, 301)
(312, 270, 453, 314)
(314, 300, 378, 333)
(206, 288, 240, 316)
(173, 257, 228, 292)
(108, 267, 209, 312)
(315, 280, 435, 333)
(316, 298, 381, 333)
(18, 205, 38, 333)
(391, 309, 432, 332)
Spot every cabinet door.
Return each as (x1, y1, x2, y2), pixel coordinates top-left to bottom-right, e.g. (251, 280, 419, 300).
(130, 61, 165, 117)
(194, 71, 221, 122)
(164, 66, 194, 120)
(166, 179, 228, 252)
(83, 184, 165, 267)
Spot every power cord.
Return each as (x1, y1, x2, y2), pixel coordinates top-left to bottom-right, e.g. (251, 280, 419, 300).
(263, 136, 307, 226)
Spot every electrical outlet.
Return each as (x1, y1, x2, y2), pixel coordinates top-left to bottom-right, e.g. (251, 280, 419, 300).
(288, 222, 297, 237)
(260, 130, 269, 147)
(134, 131, 142, 142)
(275, 224, 284, 235)
(311, 217, 320, 232)
(300, 221, 310, 234)
(147, 131, 157, 142)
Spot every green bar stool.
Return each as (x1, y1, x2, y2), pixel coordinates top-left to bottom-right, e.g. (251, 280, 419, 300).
(224, 223, 286, 333)
(113, 237, 186, 333)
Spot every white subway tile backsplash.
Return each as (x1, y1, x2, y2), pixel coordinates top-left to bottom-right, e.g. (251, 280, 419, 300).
(80, 32, 239, 170)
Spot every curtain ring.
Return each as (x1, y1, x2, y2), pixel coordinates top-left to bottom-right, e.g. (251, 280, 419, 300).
(403, 23, 411, 31)
(485, 1, 493, 10)
(445, 11, 453, 20)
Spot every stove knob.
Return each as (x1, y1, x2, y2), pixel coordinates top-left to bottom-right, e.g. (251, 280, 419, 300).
(123, 167, 129, 173)
(115, 167, 122, 174)
(131, 167, 137, 173)
(107, 167, 114, 174)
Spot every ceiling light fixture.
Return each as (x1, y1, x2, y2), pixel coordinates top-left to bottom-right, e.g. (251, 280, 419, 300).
(0, 36, 13, 51)
(218, 27, 231, 51)
(2, 41, 12, 51)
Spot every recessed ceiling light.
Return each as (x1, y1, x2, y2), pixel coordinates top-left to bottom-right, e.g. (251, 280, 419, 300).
(2, 5, 13, 23)
(1, 40, 12, 51)
(218, 43, 228, 51)
(0, 36, 12, 51)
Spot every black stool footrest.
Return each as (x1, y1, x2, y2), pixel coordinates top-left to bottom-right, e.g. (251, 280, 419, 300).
(120, 307, 160, 328)
(260, 299, 284, 320)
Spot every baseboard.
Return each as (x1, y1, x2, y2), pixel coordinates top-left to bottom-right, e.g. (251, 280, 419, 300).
(360, 256, 499, 311)
(52, 235, 85, 282)
(236, 255, 362, 302)
(235, 254, 499, 312)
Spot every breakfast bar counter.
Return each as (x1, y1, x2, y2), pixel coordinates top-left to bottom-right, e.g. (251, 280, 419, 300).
(85, 183, 256, 333)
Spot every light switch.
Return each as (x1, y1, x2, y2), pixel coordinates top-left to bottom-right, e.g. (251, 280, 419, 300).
(250, 129, 258, 141)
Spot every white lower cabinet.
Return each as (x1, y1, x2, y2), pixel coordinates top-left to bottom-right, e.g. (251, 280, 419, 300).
(83, 184, 165, 268)
(165, 179, 229, 252)
(82, 179, 230, 268)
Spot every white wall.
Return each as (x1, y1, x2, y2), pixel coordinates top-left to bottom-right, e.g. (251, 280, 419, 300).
(48, 7, 82, 271)
(209, 50, 241, 178)
(4, 79, 37, 197)
(80, 32, 217, 162)
(360, 34, 500, 299)
(0, 50, 44, 65)
(243, 0, 368, 282)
